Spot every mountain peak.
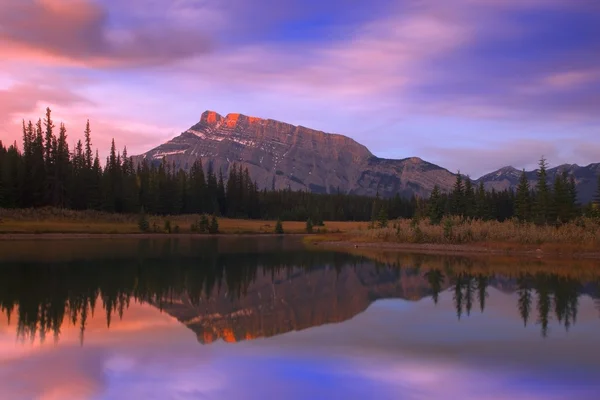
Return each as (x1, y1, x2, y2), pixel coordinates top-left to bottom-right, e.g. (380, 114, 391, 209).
(223, 113, 263, 128)
(200, 110, 223, 126)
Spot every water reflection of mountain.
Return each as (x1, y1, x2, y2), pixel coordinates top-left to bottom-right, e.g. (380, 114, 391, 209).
(156, 264, 440, 344)
(0, 238, 599, 344)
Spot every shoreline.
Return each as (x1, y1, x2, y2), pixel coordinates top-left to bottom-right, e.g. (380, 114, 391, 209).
(315, 240, 600, 260)
(0, 232, 303, 240)
(1, 232, 599, 260)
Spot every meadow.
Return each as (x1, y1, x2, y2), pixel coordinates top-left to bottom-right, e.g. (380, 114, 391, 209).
(0, 207, 367, 235)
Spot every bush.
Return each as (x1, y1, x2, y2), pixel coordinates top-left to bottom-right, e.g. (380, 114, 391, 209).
(306, 218, 313, 233)
(137, 208, 150, 232)
(200, 215, 209, 233)
(208, 215, 219, 234)
(275, 219, 284, 234)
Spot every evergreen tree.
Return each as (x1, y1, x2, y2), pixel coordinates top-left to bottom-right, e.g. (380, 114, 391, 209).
(567, 175, 578, 220)
(553, 170, 570, 224)
(534, 157, 550, 225)
(54, 123, 70, 207)
(275, 218, 284, 234)
(306, 218, 313, 233)
(208, 215, 219, 234)
(427, 185, 444, 224)
(464, 177, 475, 218)
(594, 175, 600, 207)
(377, 207, 389, 228)
(515, 170, 531, 222)
(206, 162, 218, 215)
(451, 172, 465, 217)
(217, 169, 226, 216)
(475, 181, 487, 220)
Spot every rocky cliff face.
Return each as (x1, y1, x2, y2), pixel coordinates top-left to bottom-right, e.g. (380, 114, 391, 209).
(134, 110, 457, 198)
(157, 264, 443, 344)
(134, 110, 599, 201)
(477, 163, 600, 203)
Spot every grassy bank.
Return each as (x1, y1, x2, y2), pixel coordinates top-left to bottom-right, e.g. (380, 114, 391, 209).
(0, 207, 368, 235)
(305, 216, 600, 254)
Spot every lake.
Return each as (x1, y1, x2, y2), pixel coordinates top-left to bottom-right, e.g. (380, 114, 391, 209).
(0, 237, 599, 399)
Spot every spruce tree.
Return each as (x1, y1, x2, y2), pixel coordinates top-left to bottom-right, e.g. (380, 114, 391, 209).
(594, 175, 600, 206)
(553, 171, 569, 224)
(475, 181, 487, 220)
(306, 218, 313, 233)
(464, 177, 475, 218)
(54, 123, 70, 207)
(515, 170, 531, 222)
(84, 120, 93, 169)
(275, 218, 284, 234)
(428, 185, 444, 224)
(567, 175, 578, 220)
(451, 172, 465, 217)
(534, 157, 550, 225)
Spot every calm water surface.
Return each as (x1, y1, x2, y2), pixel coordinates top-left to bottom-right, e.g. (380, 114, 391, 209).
(0, 237, 599, 399)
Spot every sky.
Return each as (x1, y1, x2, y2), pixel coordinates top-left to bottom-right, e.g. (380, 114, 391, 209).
(1, 290, 600, 399)
(0, 0, 599, 177)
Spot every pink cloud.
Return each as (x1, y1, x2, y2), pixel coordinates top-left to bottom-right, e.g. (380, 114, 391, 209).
(0, 0, 213, 68)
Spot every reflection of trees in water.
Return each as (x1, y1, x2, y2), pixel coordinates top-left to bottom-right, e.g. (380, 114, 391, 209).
(443, 269, 585, 338)
(0, 246, 370, 344)
(0, 243, 598, 343)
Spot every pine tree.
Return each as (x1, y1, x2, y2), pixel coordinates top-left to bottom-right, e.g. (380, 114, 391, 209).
(54, 123, 70, 207)
(515, 170, 531, 222)
(377, 207, 388, 228)
(43, 108, 57, 206)
(83, 120, 93, 169)
(217, 169, 226, 216)
(464, 177, 475, 218)
(567, 175, 578, 220)
(475, 181, 487, 220)
(594, 175, 600, 206)
(451, 172, 465, 217)
(428, 185, 444, 224)
(188, 160, 206, 214)
(208, 215, 219, 234)
(534, 156, 550, 225)
(206, 162, 218, 214)
(306, 218, 313, 233)
(275, 218, 284, 234)
(553, 170, 569, 224)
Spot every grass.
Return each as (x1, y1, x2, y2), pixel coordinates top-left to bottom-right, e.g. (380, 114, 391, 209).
(0, 207, 368, 235)
(307, 215, 600, 253)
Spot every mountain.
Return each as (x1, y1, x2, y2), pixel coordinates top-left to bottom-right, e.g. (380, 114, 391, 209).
(134, 110, 599, 201)
(134, 110, 457, 198)
(477, 163, 600, 202)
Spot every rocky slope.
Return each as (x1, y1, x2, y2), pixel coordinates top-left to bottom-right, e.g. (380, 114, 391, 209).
(477, 163, 600, 203)
(134, 110, 456, 198)
(134, 110, 599, 201)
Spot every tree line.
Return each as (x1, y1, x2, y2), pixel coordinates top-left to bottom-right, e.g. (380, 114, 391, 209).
(425, 158, 600, 226)
(1, 108, 599, 223)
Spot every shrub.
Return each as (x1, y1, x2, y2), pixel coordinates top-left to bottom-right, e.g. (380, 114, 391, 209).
(208, 215, 219, 234)
(306, 218, 313, 233)
(275, 219, 284, 234)
(199, 215, 209, 233)
(137, 208, 150, 232)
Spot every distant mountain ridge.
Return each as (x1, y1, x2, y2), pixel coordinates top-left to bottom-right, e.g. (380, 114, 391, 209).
(477, 163, 600, 203)
(134, 110, 599, 202)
